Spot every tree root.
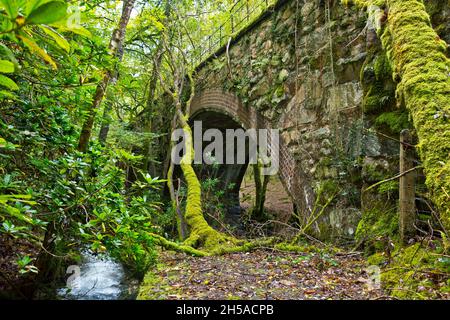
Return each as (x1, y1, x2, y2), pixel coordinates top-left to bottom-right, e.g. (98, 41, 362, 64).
(150, 233, 277, 256)
(149, 233, 209, 257)
(149, 233, 336, 258)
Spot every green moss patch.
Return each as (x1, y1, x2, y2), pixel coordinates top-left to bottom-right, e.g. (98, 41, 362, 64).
(375, 110, 412, 135)
(356, 206, 398, 250)
(378, 242, 450, 299)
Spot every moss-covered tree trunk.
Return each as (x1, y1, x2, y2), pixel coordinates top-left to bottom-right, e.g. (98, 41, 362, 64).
(157, 46, 234, 249)
(176, 113, 230, 249)
(384, 0, 450, 232)
(347, 0, 450, 231)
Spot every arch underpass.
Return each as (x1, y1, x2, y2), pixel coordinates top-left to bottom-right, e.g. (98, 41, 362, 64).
(188, 89, 314, 226)
(189, 109, 249, 220)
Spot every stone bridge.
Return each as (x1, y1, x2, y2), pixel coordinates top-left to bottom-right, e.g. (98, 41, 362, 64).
(153, 0, 449, 241)
(189, 88, 314, 226)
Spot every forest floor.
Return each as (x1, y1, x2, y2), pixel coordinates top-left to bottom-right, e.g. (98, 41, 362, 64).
(136, 175, 387, 300)
(138, 249, 388, 300)
(0, 236, 38, 299)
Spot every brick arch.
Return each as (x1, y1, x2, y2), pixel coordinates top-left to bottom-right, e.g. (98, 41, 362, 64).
(190, 89, 263, 130)
(190, 89, 315, 221)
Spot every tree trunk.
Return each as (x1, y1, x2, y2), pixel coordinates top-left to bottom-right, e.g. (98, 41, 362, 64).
(98, 102, 112, 146)
(77, 0, 136, 152)
(167, 114, 188, 241)
(178, 121, 227, 249)
(142, 0, 171, 174)
(251, 162, 270, 221)
(347, 0, 450, 233)
(260, 173, 270, 215)
(141, 47, 164, 173)
(382, 0, 450, 232)
(78, 75, 109, 152)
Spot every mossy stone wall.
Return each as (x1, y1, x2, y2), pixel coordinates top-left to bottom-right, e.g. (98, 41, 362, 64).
(186, 0, 449, 241)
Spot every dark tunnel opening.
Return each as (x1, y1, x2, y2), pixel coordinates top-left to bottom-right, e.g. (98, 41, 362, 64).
(188, 110, 251, 226)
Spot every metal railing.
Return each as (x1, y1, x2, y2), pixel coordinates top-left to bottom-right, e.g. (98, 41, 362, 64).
(187, 0, 276, 67)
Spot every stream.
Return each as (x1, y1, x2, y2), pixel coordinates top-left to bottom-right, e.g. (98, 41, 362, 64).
(56, 251, 139, 300)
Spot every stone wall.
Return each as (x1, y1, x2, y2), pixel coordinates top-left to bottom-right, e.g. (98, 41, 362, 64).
(184, 0, 449, 241)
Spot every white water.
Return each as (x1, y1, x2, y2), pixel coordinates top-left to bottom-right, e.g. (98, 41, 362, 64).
(57, 252, 129, 300)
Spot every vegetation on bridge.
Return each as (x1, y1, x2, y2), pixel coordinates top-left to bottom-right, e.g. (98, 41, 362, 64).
(345, 0, 450, 235)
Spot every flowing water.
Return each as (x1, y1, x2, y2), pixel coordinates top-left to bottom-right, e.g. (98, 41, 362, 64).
(57, 251, 139, 300)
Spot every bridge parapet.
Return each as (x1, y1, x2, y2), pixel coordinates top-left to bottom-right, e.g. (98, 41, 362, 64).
(188, 0, 279, 67)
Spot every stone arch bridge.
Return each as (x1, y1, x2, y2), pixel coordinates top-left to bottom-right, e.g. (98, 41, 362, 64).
(151, 0, 449, 240)
(189, 89, 314, 224)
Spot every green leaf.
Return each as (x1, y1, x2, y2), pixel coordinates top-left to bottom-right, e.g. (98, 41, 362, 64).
(0, 43, 19, 69)
(17, 255, 32, 267)
(18, 35, 57, 69)
(0, 74, 18, 90)
(0, 0, 19, 19)
(27, 1, 68, 25)
(65, 26, 92, 39)
(1, 205, 33, 224)
(40, 26, 70, 53)
(0, 90, 16, 99)
(51, 22, 93, 39)
(0, 60, 15, 73)
(25, 0, 51, 16)
(0, 194, 33, 201)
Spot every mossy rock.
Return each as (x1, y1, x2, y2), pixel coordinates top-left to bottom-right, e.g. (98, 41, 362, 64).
(362, 82, 395, 114)
(367, 252, 388, 266)
(374, 110, 412, 135)
(355, 206, 398, 249)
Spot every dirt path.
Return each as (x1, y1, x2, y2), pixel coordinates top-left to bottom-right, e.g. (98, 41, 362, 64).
(240, 176, 293, 219)
(240, 176, 296, 236)
(138, 249, 387, 300)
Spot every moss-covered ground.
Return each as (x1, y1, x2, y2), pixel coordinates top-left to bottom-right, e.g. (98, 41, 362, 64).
(368, 240, 450, 299)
